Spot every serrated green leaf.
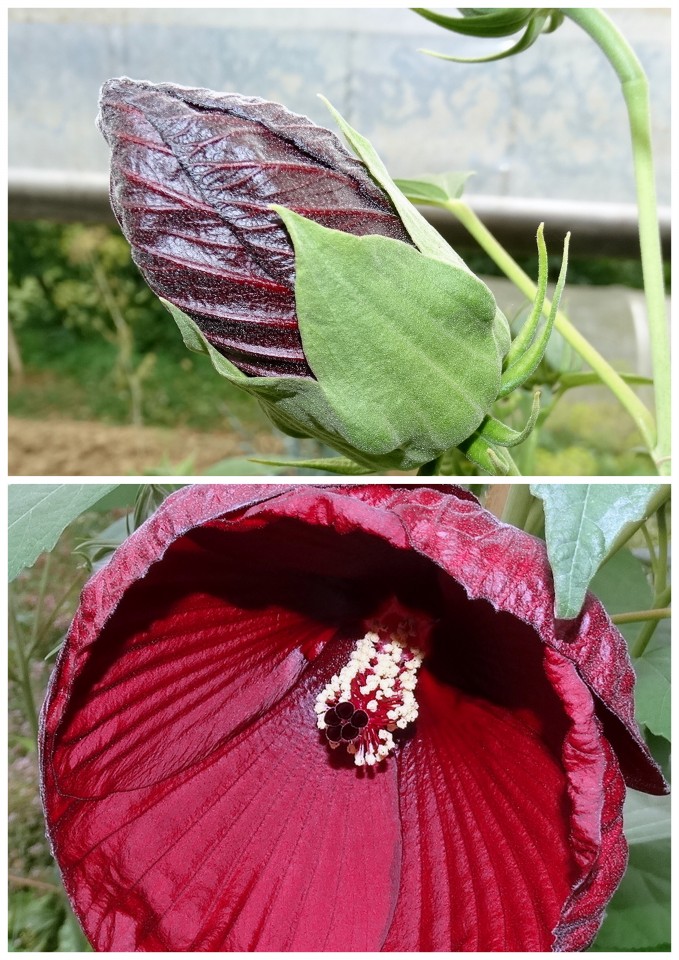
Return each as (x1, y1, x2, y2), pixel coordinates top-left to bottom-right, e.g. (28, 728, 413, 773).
(275, 206, 502, 462)
(394, 171, 475, 207)
(590, 791, 670, 951)
(530, 484, 660, 619)
(8, 484, 119, 581)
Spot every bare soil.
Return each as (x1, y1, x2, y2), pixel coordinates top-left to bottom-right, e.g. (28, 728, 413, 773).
(9, 417, 284, 476)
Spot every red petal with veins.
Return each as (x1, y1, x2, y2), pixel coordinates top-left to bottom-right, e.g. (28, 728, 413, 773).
(41, 484, 666, 952)
(97, 79, 411, 378)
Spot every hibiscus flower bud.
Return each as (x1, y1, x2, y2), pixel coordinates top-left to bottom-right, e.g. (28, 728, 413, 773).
(40, 484, 667, 952)
(97, 77, 412, 379)
(98, 80, 566, 471)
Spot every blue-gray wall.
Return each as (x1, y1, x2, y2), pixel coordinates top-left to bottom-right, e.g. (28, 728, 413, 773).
(9, 7, 670, 205)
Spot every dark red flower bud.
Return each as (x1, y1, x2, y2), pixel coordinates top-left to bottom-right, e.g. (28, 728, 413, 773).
(97, 79, 411, 377)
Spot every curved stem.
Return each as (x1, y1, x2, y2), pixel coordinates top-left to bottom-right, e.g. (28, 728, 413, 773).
(446, 198, 657, 457)
(562, 8, 669, 474)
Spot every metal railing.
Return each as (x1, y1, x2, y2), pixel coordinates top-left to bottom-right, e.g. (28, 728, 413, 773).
(8, 167, 671, 259)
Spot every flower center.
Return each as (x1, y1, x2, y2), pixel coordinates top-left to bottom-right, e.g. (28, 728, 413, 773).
(314, 617, 424, 767)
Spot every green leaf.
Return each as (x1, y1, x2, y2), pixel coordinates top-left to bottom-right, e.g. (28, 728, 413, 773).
(8, 484, 119, 581)
(275, 206, 502, 462)
(590, 791, 670, 951)
(394, 171, 475, 207)
(590, 551, 670, 741)
(530, 484, 660, 619)
(633, 620, 670, 741)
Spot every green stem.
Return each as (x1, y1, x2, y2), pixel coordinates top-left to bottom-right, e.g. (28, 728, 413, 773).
(26, 574, 83, 660)
(631, 585, 671, 658)
(612, 606, 671, 626)
(28, 553, 51, 654)
(446, 198, 657, 456)
(8, 591, 40, 743)
(563, 8, 669, 475)
(654, 502, 668, 594)
(640, 523, 658, 579)
(500, 484, 535, 530)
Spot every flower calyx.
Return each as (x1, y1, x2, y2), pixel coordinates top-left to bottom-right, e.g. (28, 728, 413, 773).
(413, 8, 565, 65)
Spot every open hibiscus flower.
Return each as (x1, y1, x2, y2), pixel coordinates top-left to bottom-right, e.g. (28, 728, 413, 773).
(40, 484, 666, 951)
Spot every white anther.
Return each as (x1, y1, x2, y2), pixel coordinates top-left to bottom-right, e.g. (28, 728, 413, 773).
(367, 700, 378, 712)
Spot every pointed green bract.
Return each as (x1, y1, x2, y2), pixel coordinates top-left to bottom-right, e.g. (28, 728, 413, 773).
(249, 457, 373, 475)
(476, 390, 540, 447)
(499, 231, 570, 396)
(412, 8, 534, 38)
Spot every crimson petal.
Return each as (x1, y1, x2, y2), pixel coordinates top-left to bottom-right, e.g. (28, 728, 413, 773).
(97, 79, 411, 378)
(44, 640, 401, 950)
(383, 670, 575, 950)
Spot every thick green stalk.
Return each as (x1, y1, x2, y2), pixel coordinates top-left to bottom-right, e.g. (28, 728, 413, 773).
(563, 8, 670, 474)
(446, 198, 657, 455)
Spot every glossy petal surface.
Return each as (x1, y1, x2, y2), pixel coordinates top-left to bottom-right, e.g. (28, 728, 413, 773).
(41, 484, 666, 952)
(97, 79, 411, 377)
